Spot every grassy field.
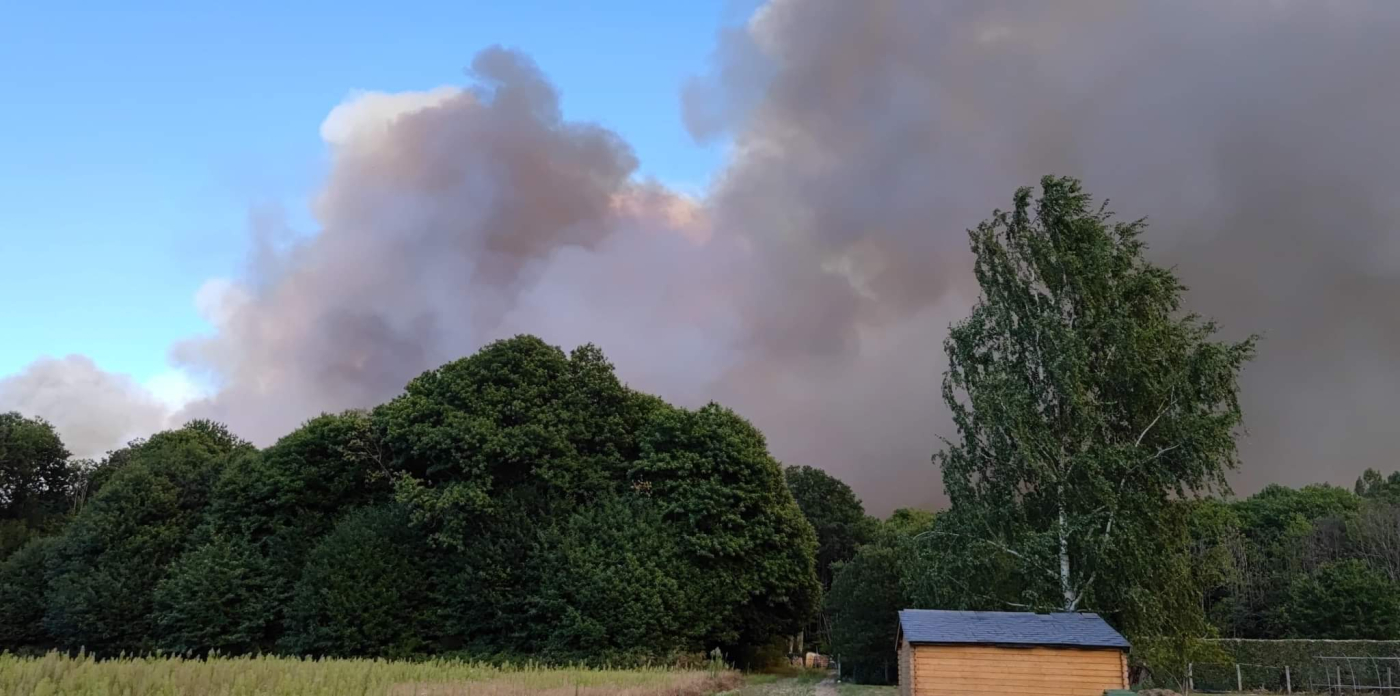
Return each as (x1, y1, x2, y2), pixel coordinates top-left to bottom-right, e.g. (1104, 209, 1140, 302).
(0, 652, 742, 696)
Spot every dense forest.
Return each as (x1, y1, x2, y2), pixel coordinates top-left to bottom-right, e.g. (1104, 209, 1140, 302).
(2, 177, 1395, 684)
(0, 338, 820, 664)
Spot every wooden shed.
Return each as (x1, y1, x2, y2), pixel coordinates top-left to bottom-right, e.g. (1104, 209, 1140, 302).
(896, 610, 1130, 696)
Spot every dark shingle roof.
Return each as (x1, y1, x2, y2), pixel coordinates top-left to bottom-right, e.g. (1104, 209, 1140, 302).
(898, 610, 1129, 649)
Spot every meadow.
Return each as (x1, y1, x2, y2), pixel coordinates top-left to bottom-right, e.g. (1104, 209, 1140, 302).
(0, 652, 742, 696)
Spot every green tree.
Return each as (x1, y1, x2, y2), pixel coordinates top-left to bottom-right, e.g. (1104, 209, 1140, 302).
(633, 403, 821, 652)
(828, 545, 903, 684)
(934, 177, 1256, 632)
(376, 336, 652, 548)
(525, 496, 695, 663)
(0, 535, 61, 652)
(152, 411, 395, 654)
(152, 534, 282, 655)
(0, 412, 76, 560)
(282, 504, 439, 658)
(784, 465, 874, 653)
(784, 465, 874, 588)
(1355, 468, 1400, 503)
(43, 421, 251, 654)
(1278, 560, 1400, 639)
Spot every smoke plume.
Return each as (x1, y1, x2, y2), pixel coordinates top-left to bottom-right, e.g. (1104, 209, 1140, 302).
(6, 2, 1400, 512)
(0, 356, 171, 459)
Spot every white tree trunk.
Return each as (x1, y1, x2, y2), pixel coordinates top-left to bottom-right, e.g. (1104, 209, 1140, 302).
(1058, 496, 1074, 610)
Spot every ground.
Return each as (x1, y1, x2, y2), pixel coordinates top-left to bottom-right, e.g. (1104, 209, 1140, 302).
(732, 673, 895, 696)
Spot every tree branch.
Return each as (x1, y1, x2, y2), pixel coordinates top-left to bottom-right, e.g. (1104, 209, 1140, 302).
(1134, 391, 1177, 448)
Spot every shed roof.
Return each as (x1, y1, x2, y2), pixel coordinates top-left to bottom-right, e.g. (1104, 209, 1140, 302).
(898, 610, 1129, 649)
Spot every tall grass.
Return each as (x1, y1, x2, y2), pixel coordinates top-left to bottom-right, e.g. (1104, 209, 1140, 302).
(0, 652, 742, 696)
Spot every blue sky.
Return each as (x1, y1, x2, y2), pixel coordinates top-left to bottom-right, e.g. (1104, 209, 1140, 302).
(0, 1, 743, 386)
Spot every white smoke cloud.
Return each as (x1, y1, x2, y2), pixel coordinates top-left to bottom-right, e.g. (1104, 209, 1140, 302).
(0, 356, 173, 459)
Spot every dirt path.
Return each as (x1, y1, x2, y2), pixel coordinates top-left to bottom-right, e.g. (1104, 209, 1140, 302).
(814, 676, 838, 696)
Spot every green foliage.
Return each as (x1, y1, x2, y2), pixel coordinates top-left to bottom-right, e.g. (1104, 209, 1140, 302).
(0, 412, 74, 519)
(0, 412, 76, 560)
(784, 465, 874, 588)
(784, 464, 875, 653)
(376, 337, 650, 547)
(1278, 559, 1400, 639)
(525, 496, 693, 663)
(282, 504, 439, 658)
(934, 176, 1255, 637)
(1233, 483, 1359, 545)
(42, 421, 251, 655)
(149, 411, 396, 655)
(152, 534, 283, 655)
(0, 536, 60, 651)
(633, 403, 821, 650)
(5, 337, 827, 664)
(1356, 468, 1400, 503)
(827, 545, 903, 684)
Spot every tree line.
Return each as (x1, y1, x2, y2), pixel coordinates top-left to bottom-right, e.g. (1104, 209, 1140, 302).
(0, 337, 820, 664)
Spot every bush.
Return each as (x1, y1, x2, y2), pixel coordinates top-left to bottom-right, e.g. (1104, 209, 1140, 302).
(1278, 560, 1400, 639)
(0, 536, 60, 652)
(42, 422, 250, 654)
(153, 534, 283, 655)
(282, 505, 439, 657)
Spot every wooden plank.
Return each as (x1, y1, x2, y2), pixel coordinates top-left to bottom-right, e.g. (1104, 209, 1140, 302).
(913, 659, 1124, 673)
(913, 666, 1125, 679)
(913, 657, 1122, 671)
(918, 675, 1126, 689)
(907, 666, 1125, 677)
(920, 684, 1116, 694)
(922, 686, 1114, 695)
(915, 652, 1116, 664)
(913, 647, 1122, 662)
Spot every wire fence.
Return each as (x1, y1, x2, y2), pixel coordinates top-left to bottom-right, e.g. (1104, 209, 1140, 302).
(1189, 657, 1400, 694)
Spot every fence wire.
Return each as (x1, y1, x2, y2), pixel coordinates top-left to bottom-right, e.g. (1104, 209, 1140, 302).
(1189, 657, 1400, 694)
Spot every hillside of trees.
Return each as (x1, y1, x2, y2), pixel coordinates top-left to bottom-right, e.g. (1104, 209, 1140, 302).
(0, 337, 820, 663)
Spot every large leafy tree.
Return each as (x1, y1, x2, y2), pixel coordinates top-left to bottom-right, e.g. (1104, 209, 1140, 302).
(784, 464, 874, 653)
(378, 336, 819, 660)
(633, 403, 821, 652)
(0, 412, 76, 559)
(934, 176, 1256, 629)
(784, 465, 873, 588)
(826, 509, 936, 685)
(281, 504, 440, 658)
(1278, 559, 1400, 639)
(153, 411, 393, 654)
(42, 421, 252, 654)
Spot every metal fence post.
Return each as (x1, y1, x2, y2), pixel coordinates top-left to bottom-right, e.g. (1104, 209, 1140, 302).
(1237, 663, 1243, 692)
(1285, 664, 1291, 694)
(1187, 661, 1193, 695)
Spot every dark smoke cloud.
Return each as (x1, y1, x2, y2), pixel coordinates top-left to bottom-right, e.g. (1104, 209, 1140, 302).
(689, 0, 1400, 510)
(6, 2, 1400, 514)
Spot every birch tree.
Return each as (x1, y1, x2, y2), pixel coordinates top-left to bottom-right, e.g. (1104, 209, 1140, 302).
(935, 176, 1256, 615)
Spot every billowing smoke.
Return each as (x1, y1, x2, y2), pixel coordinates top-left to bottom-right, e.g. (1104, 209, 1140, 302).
(6, 2, 1400, 512)
(686, 0, 1400, 509)
(0, 356, 171, 459)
